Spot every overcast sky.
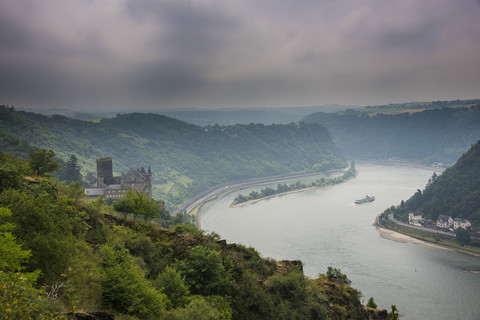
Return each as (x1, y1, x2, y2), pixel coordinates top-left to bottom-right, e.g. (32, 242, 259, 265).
(1, 0, 479, 112)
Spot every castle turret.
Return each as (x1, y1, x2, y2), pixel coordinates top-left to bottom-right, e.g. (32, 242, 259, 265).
(96, 157, 114, 188)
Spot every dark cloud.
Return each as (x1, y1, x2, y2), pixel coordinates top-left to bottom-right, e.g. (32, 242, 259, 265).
(0, 0, 479, 111)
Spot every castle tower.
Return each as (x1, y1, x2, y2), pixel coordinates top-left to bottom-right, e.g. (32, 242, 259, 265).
(96, 157, 114, 188)
(146, 166, 152, 199)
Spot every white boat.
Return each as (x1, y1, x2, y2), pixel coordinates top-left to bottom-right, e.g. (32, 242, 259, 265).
(355, 195, 375, 204)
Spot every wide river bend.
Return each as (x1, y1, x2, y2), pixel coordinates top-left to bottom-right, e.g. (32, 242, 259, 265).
(200, 162, 480, 320)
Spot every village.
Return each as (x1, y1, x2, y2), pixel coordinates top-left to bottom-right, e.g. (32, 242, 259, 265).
(408, 212, 472, 233)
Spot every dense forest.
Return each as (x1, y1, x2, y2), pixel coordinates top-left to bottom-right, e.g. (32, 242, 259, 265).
(304, 100, 480, 166)
(389, 140, 480, 226)
(0, 152, 393, 319)
(0, 106, 346, 210)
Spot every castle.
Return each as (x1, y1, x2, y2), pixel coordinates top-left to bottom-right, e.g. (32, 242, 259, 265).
(85, 157, 152, 200)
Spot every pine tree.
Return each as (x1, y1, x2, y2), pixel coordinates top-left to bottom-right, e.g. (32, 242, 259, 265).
(60, 154, 82, 184)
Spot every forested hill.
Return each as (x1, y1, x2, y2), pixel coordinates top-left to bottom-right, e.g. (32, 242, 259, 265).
(0, 106, 346, 209)
(304, 102, 480, 166)
(0, 154, 390, 319)
(397, 140, 480, 225)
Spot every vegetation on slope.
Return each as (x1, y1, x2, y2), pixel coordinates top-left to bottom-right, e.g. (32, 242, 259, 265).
(0, 152, 392, 319)
(0, 106, 346, 210)
(304, 100, 480, 166)
(387, 140, 480, 227)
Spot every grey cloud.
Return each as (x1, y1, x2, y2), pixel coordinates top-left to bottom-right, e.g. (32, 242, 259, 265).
(127, 62, 208, 104)
(124, 0, 237, 55)
(0, 0, 479, 111)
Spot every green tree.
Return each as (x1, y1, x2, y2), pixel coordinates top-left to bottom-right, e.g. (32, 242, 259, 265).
(58, 154, 82, 184)
(27, 148, 59, 176)
(154, 266, 190, 309)
(175, 246, 232, 296)
(267, 271, 308, 309)
(100, 243, 168, 319)
(0, 189, 79, 284)
(325, 267, 351, 285)
(0, 207, 61, 319)
(113, 189, 161, 222)
(367, 297, 377, 309)
(234, 194, 248, 204)
(389, 305, 400, 320)
(0, 153, 27, 192)
(168, 295, 226, 320)
(0, 207, 31, 272)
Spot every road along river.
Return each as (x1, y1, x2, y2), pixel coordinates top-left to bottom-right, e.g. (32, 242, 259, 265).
(200, 161, 480, 320)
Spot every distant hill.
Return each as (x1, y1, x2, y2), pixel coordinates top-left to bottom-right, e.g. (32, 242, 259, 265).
(304, 100, 480, 166)
(17, 104, 352, 126)
(159, 105, 352, 126)
(395, 140, 480, 225)
(0, 106, 346, 210)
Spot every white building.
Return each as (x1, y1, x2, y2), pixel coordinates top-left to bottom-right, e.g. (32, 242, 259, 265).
(437, 215, 454, 229)
(454, 218, 472, 230)
(409, 212, 424, 226)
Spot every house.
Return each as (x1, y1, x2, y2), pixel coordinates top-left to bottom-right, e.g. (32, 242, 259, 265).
(437, 215, 454, 229)
(408, 212, 424, 226)
(85, 157, 152, 200)
(454, 218, 472, 230)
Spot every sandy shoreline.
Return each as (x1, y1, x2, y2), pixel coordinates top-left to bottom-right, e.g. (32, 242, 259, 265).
(375, 226, 453, 251)
(375, 222, 480, 262)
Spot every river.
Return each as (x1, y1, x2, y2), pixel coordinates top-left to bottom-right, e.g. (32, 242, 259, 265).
(200, 162, 480, 320)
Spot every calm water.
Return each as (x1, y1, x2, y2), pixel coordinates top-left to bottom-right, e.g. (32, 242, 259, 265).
(201, 162, 480, 320)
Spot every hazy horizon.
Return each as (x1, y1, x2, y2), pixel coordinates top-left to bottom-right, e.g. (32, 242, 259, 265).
(1, 0, 480, 112)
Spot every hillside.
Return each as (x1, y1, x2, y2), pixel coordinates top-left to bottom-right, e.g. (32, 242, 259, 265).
(0, 106, 346, 210)
(392, 140, 480, 225)
(0, 153, 391, 319)
(304, 100, 480, 166)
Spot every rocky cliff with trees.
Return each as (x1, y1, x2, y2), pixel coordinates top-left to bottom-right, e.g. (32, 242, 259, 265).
(0, 151, 393, 319)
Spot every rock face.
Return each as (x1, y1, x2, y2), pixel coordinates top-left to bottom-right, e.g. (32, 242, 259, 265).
(276, 260, 303, 274)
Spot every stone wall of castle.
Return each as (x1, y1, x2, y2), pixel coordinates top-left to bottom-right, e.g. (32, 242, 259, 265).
(91, 157, 152, 199)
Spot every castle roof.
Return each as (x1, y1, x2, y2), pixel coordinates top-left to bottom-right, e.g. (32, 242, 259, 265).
(124, 168, 148, 183)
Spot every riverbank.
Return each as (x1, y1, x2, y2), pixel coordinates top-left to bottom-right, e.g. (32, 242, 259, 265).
(231, 164, 355, 208)
(230, 186, 317, 208)
(359, 159, 445, 173)
(374, 214, 480, 259)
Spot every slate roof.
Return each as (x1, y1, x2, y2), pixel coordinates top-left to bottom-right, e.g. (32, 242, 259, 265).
(123, 168, 148, 183)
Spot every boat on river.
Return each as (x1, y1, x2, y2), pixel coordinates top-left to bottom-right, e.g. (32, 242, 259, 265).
(355, 195, 375, 204)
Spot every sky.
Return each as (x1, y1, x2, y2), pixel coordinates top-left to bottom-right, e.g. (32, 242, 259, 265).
(1, 0, 480, 112)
